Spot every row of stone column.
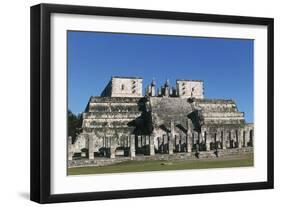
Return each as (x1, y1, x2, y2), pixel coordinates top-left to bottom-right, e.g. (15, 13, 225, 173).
(91, 135, 139, 159)
(154, 128, 253, 155)
(156, 133, 191, 154)
(84, 128, 253, 160)
(135, 134, 155, 156)
(200, 129, 254, 151)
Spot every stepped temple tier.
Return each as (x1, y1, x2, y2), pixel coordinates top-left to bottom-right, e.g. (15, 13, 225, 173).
(68, 76, 254, 167)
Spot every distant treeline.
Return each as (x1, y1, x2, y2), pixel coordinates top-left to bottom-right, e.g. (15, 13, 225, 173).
(68, 110, 82, 142)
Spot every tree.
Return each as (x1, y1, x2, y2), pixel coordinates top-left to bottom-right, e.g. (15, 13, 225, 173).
(68, 110, 82, 143)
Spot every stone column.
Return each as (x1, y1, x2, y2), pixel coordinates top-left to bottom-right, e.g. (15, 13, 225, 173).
(233, 130, 237, 148)
(88, 135, 95, 160)
(170, 121, 175, 143)
(171, 121, 175, 151)
(168, 133, 174, 154)
(144, 135, 148, 154)
(138, 135, 141, 149)
(146, 135, 150, 146)
(249, 130, 254, 147)
(231, 130, 236, 148)
(242, 130, 246, 147)
(244, 130, 249, 147)
(110, 137, 115, 158)
(68, 136, 73, 161)
(221, 130, 226, 149)
(110, 148, 115, 158)
(186, 131, 192, 153)
(129, 134, 136, 158)
(185, 120, 191, 153)
(169, 121, 175, 154)
(226, 131, 231, 148)
(149, 134, 155, 155)
(205, 131, 210, 151)
(194, 132, 199, 145)
(238, 129, 242, 148)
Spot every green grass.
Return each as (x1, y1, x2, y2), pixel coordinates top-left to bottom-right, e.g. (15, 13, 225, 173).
(68, 154, 253, 175)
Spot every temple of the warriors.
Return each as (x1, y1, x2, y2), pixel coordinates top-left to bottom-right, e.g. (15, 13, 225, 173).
(68, 76, 254, 165)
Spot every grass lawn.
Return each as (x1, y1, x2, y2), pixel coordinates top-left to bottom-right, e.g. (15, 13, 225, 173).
(68, 154, 253, 175)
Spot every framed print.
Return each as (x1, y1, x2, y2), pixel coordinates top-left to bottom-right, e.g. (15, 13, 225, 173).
(30, 3, 274, 203)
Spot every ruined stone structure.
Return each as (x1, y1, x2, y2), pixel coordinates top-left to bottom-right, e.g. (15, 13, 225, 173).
(68, 76, 254, 165)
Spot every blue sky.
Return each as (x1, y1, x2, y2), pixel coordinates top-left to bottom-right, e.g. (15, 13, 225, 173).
(68, 31, 253, 123)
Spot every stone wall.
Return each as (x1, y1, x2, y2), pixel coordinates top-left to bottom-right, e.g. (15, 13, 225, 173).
(101, 76, 142, 97)
(195, 99, 245, 125)
(176, 80, 204, 98)
(68, 147, 253, 168)
(75, 96, 145, 159)
(69, 77, 254, 163)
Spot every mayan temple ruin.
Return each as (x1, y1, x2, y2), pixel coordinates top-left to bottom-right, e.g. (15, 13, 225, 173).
(68, 76, 254, 167)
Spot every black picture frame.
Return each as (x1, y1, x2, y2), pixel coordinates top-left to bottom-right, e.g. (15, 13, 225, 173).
(30, 3, 274, 204)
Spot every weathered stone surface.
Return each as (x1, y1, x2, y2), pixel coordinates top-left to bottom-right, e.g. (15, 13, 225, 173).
(130, 134, 136, 157)
(176, 80, 204, 99)
(68, 77, 254, 163)
(101, 77, 142, 97)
